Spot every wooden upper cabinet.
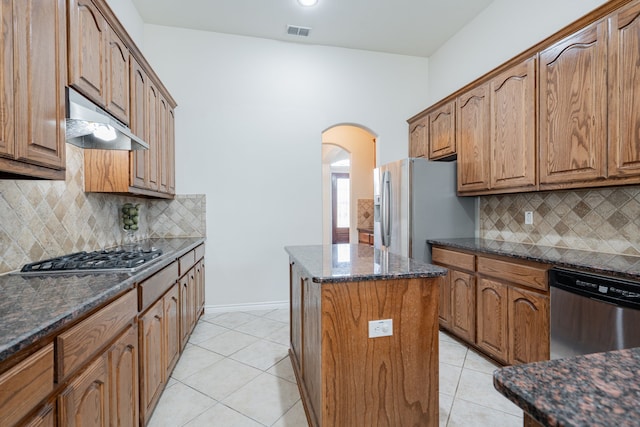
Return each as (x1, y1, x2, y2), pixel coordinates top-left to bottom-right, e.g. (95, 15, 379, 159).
(130, 56, 148, 189)
(168, 108, 176, 194)
(608, 1, 640, 178)
(408, 114, 428, 158)
(105, 26, 129, 125)
(0, 0, 66, 179)
(539, 19, 608, 187)
(490, 57, 537, 191)
(68, 0, 107, 106)
(158, 95, 169, 194)
(428, 101, 456, 159)
(146, 82, 160, 191)
(457, 85, 491, 192)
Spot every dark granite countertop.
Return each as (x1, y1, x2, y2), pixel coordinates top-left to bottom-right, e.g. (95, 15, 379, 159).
(428, 238, 640, 281)
(285, 243, 447, 283)
(0, 237, 205, 364)
(494, 348, 640, 427)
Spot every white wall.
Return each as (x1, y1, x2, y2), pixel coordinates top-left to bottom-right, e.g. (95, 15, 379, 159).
(105, 0, 145, 49)
(427, 0, 609, 104)
(141, 25, 428, 308)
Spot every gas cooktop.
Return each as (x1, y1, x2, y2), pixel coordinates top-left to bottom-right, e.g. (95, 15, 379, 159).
(18, 247, 163, 275)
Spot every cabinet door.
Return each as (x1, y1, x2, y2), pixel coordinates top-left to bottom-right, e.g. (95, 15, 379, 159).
(158, 95, 169, 194)
(539, 20, 607, 187)
(59, 354, 110, 427)
(0, 0, 12, 160)
(428, 101, 456, 159)
(139, 298, 164, 424)
(476, 278, 508, 364)
(23, 403, 55, 427)
(490, 56, 536, 191)
(450, 270, 476, 342)
(167, 107, 176, 194)
(107, 324, 138, 427)
(195, 259, 205, 316)
(68, 0, 107, 106)
(457, 85, 490, 192)
(438, 269, 452, 330)
(164, 283, 180, 376)
(146, 82, 159, 191)
(13, 0, 66, 170)
(290, 262, 303, 370)
(408, 116, 428, 158)
(179, 272, 194, 348)
(608, 2, 640, 178)
(105, 27, 129, 125)
(130, 57, 147, 189)
(508, 287, 549, 365)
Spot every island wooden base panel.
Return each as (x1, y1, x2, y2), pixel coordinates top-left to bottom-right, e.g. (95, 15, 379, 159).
(290, 274, 441, 426)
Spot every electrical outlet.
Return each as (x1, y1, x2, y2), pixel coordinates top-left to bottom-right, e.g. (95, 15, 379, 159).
(368, 319, 393, 338)
(525, 211, 533, 225)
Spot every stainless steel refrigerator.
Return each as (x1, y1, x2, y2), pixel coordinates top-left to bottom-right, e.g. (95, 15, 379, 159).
(373, 158, 476, 263)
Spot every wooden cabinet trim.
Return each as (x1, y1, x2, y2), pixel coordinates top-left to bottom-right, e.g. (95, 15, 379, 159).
(138, 261, 179, 311)
(56, 289, 137, 381)
(432, 246, 475, 272)
(178, 250, 196, 277)
(195, 243, 205, 261)
(477, 256, 549, 291)
(0, 344, 54, 427)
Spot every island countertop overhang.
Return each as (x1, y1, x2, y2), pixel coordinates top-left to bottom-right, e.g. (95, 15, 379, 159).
(285, 243, 447, 283)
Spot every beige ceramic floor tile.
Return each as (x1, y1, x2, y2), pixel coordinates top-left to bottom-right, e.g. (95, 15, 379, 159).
(439, 340, 469, 367)
(198, 330, 259, 356)
(263, 308, 290, 323)
(439, 331, 457, 343)
(182, 358, 262, 401)
(463, 348, 500, 375)
(147, 382, 216, 427)
(271, 400, 307, 427)
(230, 339, 289, 371)
(171, 344, 225, 381)
(207, 311, 260, 329)
(265, 325, 290, 346)
(267, 356, 297, 384)
(187, 321, 229, 344)
(439, 362, 463, 396)
(235, 317, 289, 339)
(183, 403, 264, 427)
(243, 308, 277, 317)
(439, 392, 454, 427)
(447, 399, 522, 427)
(455, 369, 522, 416)
(223, 373, 301, 426)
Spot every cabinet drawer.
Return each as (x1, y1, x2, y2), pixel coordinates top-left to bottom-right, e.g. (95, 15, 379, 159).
(0, 344, 54, 427)
(195, 243, 205, 262)
(139, 261, 179, 311)
(179, 250, 196, 276)
(432, 247, 475, 272)
(477, 256, 548, 291)
(57, 289, 137, 381)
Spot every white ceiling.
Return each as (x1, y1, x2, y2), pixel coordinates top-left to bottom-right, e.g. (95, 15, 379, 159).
(130, 0, 494, 57)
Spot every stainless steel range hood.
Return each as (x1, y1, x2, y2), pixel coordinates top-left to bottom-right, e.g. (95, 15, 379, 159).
(65, 87, 148, 150)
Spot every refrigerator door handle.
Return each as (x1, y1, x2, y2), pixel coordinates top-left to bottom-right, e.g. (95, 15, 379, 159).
(381, 170, 391, 247)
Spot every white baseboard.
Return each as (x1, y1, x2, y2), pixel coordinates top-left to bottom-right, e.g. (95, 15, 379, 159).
(204, 300, 289, 314)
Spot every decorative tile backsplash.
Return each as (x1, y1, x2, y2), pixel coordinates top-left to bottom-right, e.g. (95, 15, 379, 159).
(480, 186, 640, 256)
(0, 144, 205, 274)
(357, 199, 374, 229)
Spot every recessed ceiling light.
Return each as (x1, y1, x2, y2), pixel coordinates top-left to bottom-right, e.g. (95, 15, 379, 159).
(297, 0, 318, 6)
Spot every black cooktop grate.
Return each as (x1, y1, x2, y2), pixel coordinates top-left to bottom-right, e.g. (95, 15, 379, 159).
(20, 248, 163, 273)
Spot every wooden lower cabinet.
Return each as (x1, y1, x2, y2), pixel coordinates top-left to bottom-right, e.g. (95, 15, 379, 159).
(289, 259, 440, 426)
(450, 270, 476, 342)
(476, 278, 508, 364)
(433, 246, 550, 366)
(58, 353, 110, 427)
(164, 284, 181, 377)
(179, 271, 195, 349)
(139, 297, 165, 425)
(107, 324, 138, 427)
(23, 403, 56, 427)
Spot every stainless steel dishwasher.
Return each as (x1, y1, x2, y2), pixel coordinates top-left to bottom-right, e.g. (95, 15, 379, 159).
(550, 267, 640, 359)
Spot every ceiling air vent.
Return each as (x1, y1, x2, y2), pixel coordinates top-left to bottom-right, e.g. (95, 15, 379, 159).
(287, 25, 311, 37)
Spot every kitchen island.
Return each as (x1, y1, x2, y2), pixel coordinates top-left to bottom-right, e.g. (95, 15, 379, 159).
(493, 348, 640, 427)
(285, 244, 447, 427)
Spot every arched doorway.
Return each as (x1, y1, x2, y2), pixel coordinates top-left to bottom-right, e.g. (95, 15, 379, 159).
(322, 125, 377, 245)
